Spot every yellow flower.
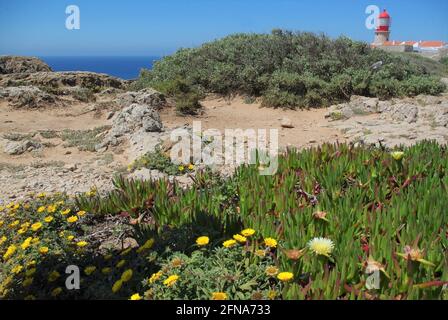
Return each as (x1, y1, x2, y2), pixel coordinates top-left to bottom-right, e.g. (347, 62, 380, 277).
(233, 234, 247, 243)
(3, 244, 17, 260)
(27, 260, 36, 268)
(267, 290, 277, 300)
(77, 210, 86, 217)
(9, 220, 20, 228)
(223, 239, 237, 248)
(48, 271, 61, 282)
(23, 277, 33, 287)
(67, 216, 78, 223)
(67, 235, 75, 241)
(196, 236, 210, 246)
(112, 280, 123, 293)
(60, 209, 71, 216)
(241, 228, 256, 237)
(85, 189, 96, 197)
(121, 269, 133, 282)
(21, 237, 33, 250)
(0, 235, 7, 245)
(37, 192, 46, 198)
(148, 271, 163, 284)
(39, 246, 49, 255)
(0, 220, 3, 227)
(163, 275, 179, 287)
(37, 206, 46, 213)
(101, 267, 112, 275)
(277, 272, 294, 282)
(44, 216, 54, 223)
(32, 237, 39, 244)
(391, 151, 405, 161)
(51, 287, 63, 297)
(188, 164, 195, 170)
(307, 237, 335, 257)
(12, 265, 23, 274)
(21, 222, 30, 228)
(264, 237, 278, 248)
(47, 205, 57, 213)
(17, 227, 28, 234)
(84, 266, 97, 275)
(31, 222, 42, 232)
(76, 241, 88, 248)
(265, 266, 279, 277)
(129, 293, 142, 300)
(211, 292, 228, 300)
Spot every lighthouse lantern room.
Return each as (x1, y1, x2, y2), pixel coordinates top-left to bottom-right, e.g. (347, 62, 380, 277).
(374, 9, 391, 44)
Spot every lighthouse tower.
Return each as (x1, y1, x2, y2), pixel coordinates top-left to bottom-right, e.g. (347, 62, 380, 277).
(374, 9, 391, 45)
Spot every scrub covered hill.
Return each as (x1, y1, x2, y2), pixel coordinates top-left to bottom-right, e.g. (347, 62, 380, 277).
(134, 30, 446, 110)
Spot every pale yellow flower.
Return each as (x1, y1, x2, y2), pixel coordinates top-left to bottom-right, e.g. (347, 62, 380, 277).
(307, 237, 334, 257)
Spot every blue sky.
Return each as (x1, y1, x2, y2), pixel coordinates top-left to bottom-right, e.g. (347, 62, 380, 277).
(0, 0, 447, 56)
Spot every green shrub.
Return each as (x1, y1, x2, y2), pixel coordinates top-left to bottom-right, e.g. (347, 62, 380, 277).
(128, 146, 194, 176)
(145, 246, 281, 300)
(72, 87, 96, 102)
(134, 31, 445, 109)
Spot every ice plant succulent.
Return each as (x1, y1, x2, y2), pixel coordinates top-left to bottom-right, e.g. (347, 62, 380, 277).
(308, 237, 334, 257)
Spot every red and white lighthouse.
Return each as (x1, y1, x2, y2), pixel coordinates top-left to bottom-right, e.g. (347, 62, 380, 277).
(374, 9, 391, 44)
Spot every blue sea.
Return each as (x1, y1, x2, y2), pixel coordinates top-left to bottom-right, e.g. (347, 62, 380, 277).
(39, 56, 160, 80)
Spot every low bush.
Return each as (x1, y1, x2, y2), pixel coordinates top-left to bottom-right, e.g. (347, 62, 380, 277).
(72, 87, 96, 103)
(134, 31, 446, 109)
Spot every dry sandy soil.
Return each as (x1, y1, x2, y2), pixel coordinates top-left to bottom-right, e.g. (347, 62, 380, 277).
(161, 96, 344, 148)
(0, 96, 345, 202)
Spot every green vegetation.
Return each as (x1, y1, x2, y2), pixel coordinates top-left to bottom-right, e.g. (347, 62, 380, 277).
(134, 30, 446, 109)
(60, 126, 110, 152)
(128, 146, 195, 176)
(1, 141, 447, 300)
(72, 87, 96, 103)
